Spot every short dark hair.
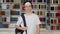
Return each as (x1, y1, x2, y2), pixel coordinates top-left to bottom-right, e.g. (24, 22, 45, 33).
(23, 1, 32, 5)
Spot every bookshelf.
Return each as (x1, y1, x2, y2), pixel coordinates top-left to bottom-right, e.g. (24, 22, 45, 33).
(46, 0, 60, 31)
(1, 0, 60, 31)
(0, 0, 47, 29)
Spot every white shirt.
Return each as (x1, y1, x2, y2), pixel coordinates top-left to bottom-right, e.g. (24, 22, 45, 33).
(16, 13, 41, 34)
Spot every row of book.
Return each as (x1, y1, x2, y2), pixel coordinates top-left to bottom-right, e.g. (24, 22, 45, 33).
(33, 11, 46, 16)
(47, 0, 60, 4)
(0, 11, 5, 16)
(0, 10, 20, 16)
(0, 0, 46, 3)
(0, 17, 6, 22)
(50, 19, 60, 24)
(0, 17, 18, 23)
(47, 12, 60, 17)
(0, 3, 9, 9)
(10, 10, 20, 15)
(0, 23, 8, 28)
(0, 0, 14, 3)
(0, 3, 20, 9)
(22, 4, 46, 10)
(10, 17, 18, 23)
(50, 6, 60, 10)
(40, 24, 46, 28)
(0, 0, 60, 4)
(51, 25, 60, 30)
(0, 2, 47, 10)
(39, 17, 46, 22)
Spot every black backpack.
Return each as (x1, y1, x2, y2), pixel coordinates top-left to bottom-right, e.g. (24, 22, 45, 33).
(15, 14, 27, 34)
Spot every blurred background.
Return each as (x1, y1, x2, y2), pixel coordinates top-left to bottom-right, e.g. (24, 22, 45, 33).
(0, 0, 60, 34)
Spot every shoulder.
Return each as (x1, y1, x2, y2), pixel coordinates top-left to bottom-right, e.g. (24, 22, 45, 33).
(33, 13, 39, 17)
(18, 15, 22, 20)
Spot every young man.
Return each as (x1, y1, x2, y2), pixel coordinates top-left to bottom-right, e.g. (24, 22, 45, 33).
(15, 1, 41, 34)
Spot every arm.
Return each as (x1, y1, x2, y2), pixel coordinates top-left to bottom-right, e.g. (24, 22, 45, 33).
(15, 25, 22, 30)
(15, 25, 28, 30)
(36, 25, 40, 34)
(15, 16, 27, 30)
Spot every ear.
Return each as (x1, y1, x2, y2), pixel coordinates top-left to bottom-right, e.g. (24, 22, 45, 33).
(31, 5, 33, 9)
(22, 6, 25, 10)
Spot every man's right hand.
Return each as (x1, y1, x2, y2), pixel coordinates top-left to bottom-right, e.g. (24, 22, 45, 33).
(15, 25, 28, 31)
(21, 27, 28, 31)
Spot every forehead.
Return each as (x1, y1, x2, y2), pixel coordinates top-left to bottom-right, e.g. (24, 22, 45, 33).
(24, 2, 31, 6)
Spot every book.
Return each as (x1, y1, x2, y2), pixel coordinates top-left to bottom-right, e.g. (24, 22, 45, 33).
(0, 4, 2, 9)
(3, 17, 6, 22)
(53, 0, 56, 4)
(40, 11, 42, 15)
(54, 12, 56, 17)
(0, 23, 4, 28)
(44, 0, 46, 2)
(58, 6, 60, 10)
(2, 11, 5, 15)
(32, 0, 36, 2)
(40, 5, 44, 9)
(37, 11, 39, 15)
(37, 0, 42, 2)
(53, 19, 57, 24)
(55, 0, 58, 3)
(47, 0, 50, 3)
(56, 13, 58, 17)
(39, 5, 40, 9)
(0, 11, 2, 16)
(11, 10, 20, 15)
(47, 13, 50, 17)
(51, 26, 57, 30)
(6, 0, 13, 2)
(50, 0, 53, 4)
(10, 0, 14, 2)
(51, 19, 53, 24)
(14, 0, 20, 3)
(50, 7, 54, 10)
(55, 7, 58, 10)
(39, 17, 42, 22)
(42, 17, 46, 22)
(6, 0, 9, 2)
(10, 17, 18, 22)
(58, 19, 60, 24)
(2, 4, 7, 9)
(44, 5, 46, 9)
(50, 13, 54, 17)
(36, 5, 39, 9)
(57, 26, 60, 30)
(0, 17, 2, 22)
(58, 0, 60, 4)
(42, 24, 46, 28)
(56, 13, 60, 17)
(4, 24, 8, 28)
(49, 13, 53, 17)
(47, 19, 50, 25)
(0, 0, 4, 3)
(34, 5, 36, 9)
(44, 11, 46, 16)
(21, 0, 26, 4)
(13, 4, 20, 9)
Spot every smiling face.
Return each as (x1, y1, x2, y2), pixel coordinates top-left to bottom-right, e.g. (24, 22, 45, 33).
(24, 2, 32, 13)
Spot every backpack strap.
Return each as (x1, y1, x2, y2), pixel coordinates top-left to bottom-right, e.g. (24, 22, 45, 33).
(21, 14, 27, 34)
(21, 14, 27, 27)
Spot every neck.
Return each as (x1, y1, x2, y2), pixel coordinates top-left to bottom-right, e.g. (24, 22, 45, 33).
(25, 11, 32, 15)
